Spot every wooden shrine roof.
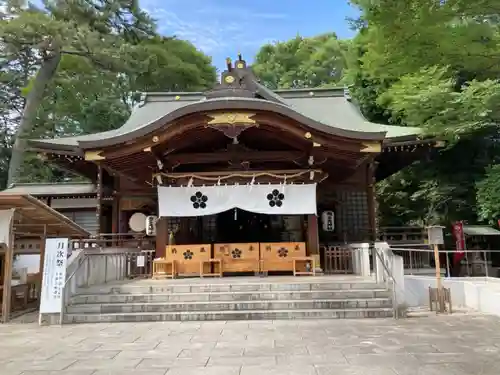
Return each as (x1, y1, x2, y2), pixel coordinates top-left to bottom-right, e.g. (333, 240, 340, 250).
(0, 193, 90, 238)
(28, 57, 422, 153)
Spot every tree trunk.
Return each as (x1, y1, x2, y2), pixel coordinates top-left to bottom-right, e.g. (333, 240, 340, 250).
(7, 45, 62, 187)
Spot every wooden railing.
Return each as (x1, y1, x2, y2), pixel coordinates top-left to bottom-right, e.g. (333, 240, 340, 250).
(340, 226, 427, 245)
(377, 226, 427, 245)
(321, 245, 353, 274)
(71, 233, 154, 251)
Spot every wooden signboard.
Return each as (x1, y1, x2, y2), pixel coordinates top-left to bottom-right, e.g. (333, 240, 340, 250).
(260, 242, 306, 273)
(165, 244, 211, 276)
(214, 243, 260, 273)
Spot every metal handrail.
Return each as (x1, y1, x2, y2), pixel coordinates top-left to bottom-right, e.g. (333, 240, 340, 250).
(58, 249, 155, 325)
(372, 246, 399, 319)
(60, 253, 89, 325)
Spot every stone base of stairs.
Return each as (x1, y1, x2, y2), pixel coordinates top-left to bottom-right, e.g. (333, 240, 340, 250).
(64, 276, 394, 323)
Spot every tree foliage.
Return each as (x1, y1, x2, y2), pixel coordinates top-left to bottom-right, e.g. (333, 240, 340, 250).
(253, 33, 348, 89)
(477, 165, 500, 224)
(0, 0, 216, 187)
(346, 0, 500, 226)
(253, 0, 500, 226)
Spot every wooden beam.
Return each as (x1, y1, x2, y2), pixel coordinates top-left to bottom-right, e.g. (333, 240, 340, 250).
(156, 168, 323, 178)
(45, 156, 96, 180)
(307, 214, 319, 256)
(156, 218, 168, 258)
(253, 113, 371, 153)
(366, 159, 378, 242)
(101, 163, 140, 184)
(155, 169, 328, 186)
(37, 226, 47, 302)
(165, 150, 307, 165)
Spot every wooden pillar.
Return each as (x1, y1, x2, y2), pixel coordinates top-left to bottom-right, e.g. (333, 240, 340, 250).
(1, 210, 14, 323)
(307, 214, 319, 256)
(37, 225, 47, 301)
(111, 176, 120, 245)
(366, 160, 378, 243)
(96, 163, 103, 239)
(155, 218, 168, 258)
(111, 197, 120, 246)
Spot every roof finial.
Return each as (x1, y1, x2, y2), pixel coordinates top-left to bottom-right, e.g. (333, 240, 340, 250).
(343, 87, 352, 101)
(226, 57, 232, 71)
(138, 92, 147, 107)
(238, 52, 242, 61)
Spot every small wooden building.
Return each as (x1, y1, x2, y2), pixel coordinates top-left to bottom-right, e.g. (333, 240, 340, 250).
(25, 57, 435, 273)
(0, 194, 89, 322)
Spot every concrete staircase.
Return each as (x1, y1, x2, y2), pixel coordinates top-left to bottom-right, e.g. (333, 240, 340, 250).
(63, 278, 394, 323)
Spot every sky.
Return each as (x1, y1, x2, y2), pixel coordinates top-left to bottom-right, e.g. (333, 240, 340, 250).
(140, 0, 360, 71)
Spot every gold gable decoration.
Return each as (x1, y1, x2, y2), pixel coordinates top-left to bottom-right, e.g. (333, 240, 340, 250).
(207, 112, 256, 125)
(361, 142, 382, 153)
(84, 150, 106, 161)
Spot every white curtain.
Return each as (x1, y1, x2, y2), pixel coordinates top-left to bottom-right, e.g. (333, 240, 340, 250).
(158, 184, 316, 217)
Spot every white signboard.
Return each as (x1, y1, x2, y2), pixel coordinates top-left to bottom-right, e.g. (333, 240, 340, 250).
(136, 255, 145, 267)
(39, 238, 69, 314)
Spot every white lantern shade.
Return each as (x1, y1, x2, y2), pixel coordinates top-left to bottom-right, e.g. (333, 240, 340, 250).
(129, 212, 147, 232)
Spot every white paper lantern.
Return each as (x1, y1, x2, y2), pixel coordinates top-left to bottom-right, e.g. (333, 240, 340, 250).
(321, 211, 335, 232)
(129, 212, 147, 232)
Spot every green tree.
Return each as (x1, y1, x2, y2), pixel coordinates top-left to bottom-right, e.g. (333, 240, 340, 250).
(0, 0, 216, 187)
(253, 33, 349, 89)
(477, 165, 500, 223)
(347, 0, 500, 226)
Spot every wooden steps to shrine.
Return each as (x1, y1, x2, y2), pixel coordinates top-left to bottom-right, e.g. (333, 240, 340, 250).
(63, 277, 394, 323)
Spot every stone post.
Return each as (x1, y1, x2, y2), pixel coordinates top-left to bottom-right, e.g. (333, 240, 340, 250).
(350, 242, 370, 277)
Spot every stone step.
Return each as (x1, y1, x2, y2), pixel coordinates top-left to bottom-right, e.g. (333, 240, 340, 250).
(70, 289, 391, 304)
(64, 308, 394, 323)
(67, 298, 392, 314)
(79, 281, 387, 295)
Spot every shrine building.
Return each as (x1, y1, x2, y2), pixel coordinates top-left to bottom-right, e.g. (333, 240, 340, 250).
(21, 56, 437, 274)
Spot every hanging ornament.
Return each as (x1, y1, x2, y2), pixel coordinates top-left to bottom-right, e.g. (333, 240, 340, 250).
(234, 208, 238, 220)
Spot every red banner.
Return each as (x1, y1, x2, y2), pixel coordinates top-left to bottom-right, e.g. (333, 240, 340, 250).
(452, 221, 465, 264)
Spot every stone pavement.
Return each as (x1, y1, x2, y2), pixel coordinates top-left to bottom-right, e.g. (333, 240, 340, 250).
(1, 313, 499, 375)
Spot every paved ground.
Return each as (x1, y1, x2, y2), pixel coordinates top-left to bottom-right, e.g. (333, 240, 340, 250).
(1, 313, 499, 375)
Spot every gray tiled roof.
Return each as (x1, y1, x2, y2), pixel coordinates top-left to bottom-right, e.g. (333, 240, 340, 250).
(3, 183, 96, 195)
(30, 87, 421, 149)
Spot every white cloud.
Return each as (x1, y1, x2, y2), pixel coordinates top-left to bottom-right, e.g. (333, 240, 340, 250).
(140, 0, 286, 54)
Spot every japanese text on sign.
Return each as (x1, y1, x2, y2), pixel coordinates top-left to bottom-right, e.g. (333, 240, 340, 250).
(39, 238, 69, 314)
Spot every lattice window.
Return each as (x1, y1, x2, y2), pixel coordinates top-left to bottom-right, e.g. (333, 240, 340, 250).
(201, 215, 217, 242)
(335, 189, 369, 241)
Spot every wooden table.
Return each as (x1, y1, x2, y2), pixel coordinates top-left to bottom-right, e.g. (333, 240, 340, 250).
(152, 259, 176, 279)
(293, 257, 316, 276)
(200, 259, 223, 278)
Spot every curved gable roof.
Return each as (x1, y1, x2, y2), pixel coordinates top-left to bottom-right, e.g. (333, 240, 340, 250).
(28, 57, 421, 152)
(29, 88, 420, 152)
